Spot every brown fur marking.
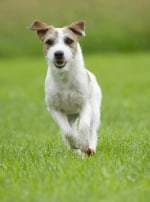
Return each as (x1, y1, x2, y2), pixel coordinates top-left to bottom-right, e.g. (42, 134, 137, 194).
(85, 148, 96, 156)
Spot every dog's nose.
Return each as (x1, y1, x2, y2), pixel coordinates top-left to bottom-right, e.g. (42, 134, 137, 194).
(55, 51, 64, 58)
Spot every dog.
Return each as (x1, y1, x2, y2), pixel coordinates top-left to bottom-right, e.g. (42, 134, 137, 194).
(28, 20, 102, 156)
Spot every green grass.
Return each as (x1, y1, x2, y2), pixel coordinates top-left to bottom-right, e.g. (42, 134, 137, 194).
(0, 53, 150, 202)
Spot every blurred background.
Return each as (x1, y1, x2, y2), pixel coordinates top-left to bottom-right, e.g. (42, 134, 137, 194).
(0, 0, 150, 57)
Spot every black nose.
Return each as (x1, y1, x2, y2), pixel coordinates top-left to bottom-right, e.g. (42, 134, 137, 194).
(55, 51, 64, 58)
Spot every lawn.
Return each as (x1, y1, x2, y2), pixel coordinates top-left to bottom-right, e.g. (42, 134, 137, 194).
(0, 53, 149, 202)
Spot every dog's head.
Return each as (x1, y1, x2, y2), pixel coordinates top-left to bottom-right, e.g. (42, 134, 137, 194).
(27, 20, 85, 70)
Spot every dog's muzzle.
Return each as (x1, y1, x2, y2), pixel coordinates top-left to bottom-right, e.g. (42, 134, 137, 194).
(54, 51, 66, 68)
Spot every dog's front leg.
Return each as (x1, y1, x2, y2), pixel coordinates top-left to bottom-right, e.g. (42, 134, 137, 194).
(78, 103, 92, 151)
(49, 109, 75, 137)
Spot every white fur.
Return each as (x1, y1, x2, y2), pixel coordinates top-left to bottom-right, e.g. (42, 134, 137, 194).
(45, 28, 102, 155)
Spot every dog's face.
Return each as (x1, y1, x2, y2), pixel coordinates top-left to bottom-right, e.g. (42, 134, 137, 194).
(28, 20, 85, 71)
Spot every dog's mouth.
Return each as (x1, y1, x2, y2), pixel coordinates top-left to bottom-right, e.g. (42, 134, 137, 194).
(54, 60, 67, 68)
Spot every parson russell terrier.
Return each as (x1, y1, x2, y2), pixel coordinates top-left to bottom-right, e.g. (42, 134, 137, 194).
(27, 20, 102, 156)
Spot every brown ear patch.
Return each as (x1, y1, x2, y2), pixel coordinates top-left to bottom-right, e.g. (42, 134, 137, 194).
(27, 20, 53, 40)
(27, 20, 50, 31)
(37, 29, 49, 39)
(68, 21, 85, 37)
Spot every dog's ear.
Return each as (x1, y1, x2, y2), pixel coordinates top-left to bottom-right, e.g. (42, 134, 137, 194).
(27, 20, 53, 40)
(68, 21, 85, 38)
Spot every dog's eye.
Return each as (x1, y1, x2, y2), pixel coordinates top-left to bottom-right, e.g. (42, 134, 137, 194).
(45, 39, 54, 46)
(65, 37, 74, 45)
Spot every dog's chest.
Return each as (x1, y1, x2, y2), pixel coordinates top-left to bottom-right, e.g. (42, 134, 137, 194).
(48, 83, 85, 114)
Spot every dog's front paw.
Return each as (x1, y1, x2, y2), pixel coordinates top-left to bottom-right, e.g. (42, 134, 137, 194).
(85, 148, 96, 156)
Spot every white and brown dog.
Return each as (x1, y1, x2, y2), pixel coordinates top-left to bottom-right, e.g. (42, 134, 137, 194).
(28, 20, 102, 156)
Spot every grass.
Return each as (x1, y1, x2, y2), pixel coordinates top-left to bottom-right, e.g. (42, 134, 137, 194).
(0, 53, 150, 202)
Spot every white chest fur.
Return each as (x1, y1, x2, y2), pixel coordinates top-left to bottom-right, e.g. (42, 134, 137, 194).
(45, 67, 89, 115)
(48, 84, 85, 114)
